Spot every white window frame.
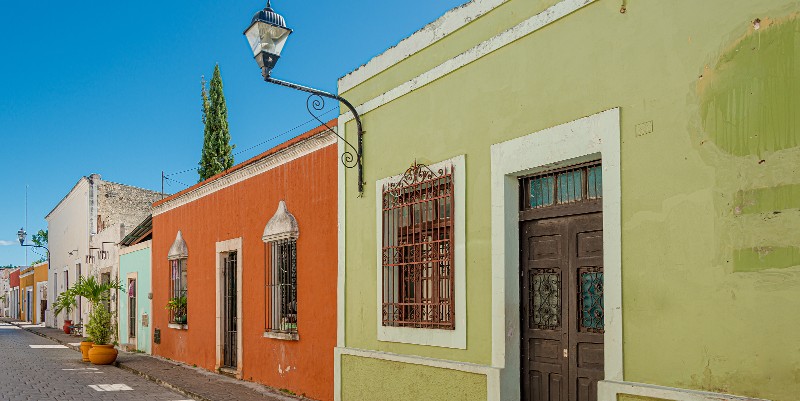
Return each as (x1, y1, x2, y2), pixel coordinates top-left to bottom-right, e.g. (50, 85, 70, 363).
(375, 154, 466, 349)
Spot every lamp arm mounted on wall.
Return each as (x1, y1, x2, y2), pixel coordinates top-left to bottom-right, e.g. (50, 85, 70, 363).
(264, 74, 365, 195)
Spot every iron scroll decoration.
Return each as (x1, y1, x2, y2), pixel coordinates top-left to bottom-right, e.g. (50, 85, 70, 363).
(264, 76, 365, 195)
(384, 161, 447, 198)
(306, 94, 358, 169)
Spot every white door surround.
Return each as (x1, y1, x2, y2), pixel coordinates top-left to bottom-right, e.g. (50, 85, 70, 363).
(215, 238, 243, 377)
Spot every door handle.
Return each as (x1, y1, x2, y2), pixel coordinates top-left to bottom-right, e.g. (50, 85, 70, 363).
(563, 349, 568, 358)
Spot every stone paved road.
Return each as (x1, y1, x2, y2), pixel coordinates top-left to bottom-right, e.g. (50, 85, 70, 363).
(0, 322, 194, 401)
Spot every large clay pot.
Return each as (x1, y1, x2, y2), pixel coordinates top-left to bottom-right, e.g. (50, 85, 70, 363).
(63, 320, 72, 334)
(88, 344, 118, 365)
(79, 341, 93, 362)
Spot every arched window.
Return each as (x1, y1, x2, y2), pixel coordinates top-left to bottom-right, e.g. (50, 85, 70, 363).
(262, 201, 299, 337)
(167, 231, 188, 325)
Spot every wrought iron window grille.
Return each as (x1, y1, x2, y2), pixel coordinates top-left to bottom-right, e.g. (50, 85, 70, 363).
(381, 162, 456, 330)
(262, 201, 299, 336)
(168, 259, 188, 325)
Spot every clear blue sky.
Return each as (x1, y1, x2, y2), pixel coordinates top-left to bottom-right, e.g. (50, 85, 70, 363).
(0, 0, 466, 266)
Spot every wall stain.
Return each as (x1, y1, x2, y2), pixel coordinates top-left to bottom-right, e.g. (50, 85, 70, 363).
(699, 14, 800, 157)
(733, 246, 800, 272)
(734, 183, 800, 214)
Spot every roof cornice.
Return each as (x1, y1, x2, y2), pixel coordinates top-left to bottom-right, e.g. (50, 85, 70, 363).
(153, 130, 336, 217)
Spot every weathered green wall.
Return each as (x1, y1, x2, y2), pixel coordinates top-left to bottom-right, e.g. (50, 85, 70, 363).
(340, 355, 487, 401)
(341, 1, 800, 400)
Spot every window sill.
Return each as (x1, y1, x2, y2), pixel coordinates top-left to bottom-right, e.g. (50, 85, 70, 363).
(168, 323, 188, 330)
(263, 331, 298, 341)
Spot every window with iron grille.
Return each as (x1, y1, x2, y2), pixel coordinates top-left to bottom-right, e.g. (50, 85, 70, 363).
(521, 161, 602, 211)
(265, 239, 297, 333)
(169, 259, 187, 324)
(381, 162, 455, 330)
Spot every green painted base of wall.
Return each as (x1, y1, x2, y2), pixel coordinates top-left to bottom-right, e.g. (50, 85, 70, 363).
(341, 355, 487, 401)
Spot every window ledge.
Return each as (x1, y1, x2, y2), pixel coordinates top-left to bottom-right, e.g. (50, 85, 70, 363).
(263, 331, 298, 341)
(168, 323, 188, 330)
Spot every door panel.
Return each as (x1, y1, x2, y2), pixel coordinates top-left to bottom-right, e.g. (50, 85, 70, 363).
(522, 213, 604, 401)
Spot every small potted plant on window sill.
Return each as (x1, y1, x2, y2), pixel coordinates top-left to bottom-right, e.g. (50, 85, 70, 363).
(166, 296, 188, 326)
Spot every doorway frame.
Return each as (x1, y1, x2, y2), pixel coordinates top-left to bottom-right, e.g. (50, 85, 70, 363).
(215, 238, 243, 377)
(490, 108, 621, 400)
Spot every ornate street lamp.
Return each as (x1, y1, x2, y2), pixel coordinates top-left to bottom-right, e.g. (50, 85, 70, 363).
(244, 1, 365, 194)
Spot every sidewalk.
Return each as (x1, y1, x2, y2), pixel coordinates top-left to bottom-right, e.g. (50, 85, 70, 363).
(2, 319, 305, 401)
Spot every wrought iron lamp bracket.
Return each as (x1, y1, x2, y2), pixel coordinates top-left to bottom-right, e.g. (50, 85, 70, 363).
(264, 72, 365, 195)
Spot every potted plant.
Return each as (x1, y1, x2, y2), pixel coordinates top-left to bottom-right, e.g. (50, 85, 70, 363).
(165, 296, 187, 325)
(72, 276, 123, 365)
(86, 306, 117, 365)
(53, 290, 77, 334)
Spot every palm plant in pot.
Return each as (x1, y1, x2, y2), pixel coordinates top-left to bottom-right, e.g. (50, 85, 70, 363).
(53, 289, 77, 334)
(72, 275, 123, 365)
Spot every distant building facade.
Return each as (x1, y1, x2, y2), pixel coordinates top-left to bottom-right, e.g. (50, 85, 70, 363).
(46, 174, 161, 328)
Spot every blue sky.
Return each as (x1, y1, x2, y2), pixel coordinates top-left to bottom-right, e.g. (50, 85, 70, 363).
(0, 0, 466, 266)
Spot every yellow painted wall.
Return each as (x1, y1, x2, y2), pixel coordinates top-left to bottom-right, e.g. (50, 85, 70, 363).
(340, 0, 800, 400)
(340, 355, 487, 401)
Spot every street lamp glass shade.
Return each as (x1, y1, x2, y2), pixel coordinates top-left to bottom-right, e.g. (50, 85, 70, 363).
(244, 2, 292, 73)
(17, 228, 25, 246)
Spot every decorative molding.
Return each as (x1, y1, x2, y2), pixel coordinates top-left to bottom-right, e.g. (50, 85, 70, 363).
(598, 380, 770, 401)
(336, 346, 496, 375)
(119, 240, 152, 256)
(153, 131, 336, 217)
(262, 201, 300, 242)
(167, 231, 188, 261)
(339, 0, 595, 125)
(338, 0, 508, 93)
(262, 331, 299, 341)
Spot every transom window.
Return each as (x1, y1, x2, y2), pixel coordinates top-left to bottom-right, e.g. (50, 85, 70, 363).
(521, 161, 602, 210)
(381, 162, 455, 330)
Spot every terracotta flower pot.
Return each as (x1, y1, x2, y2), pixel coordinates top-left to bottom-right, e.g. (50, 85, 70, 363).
(63, 320, 72, 334)
(79, 341, 93, 362)
(88, 344, 118, 365)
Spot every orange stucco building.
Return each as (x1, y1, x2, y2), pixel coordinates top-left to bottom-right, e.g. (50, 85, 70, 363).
(151, 122, 338, 400)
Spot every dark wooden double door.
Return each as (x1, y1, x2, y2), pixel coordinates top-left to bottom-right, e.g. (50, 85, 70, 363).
(521, 212, 604, 401)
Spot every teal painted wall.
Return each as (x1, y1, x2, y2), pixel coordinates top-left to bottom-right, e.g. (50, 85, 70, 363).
(119, 243, 152, 354)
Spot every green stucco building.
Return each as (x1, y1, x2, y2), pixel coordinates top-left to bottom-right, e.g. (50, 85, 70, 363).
(118, 240, 153, 354)
(334, 1, 800, 400)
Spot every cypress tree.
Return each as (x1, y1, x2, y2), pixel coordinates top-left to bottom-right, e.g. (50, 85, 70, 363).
(198, 65, 234, 182)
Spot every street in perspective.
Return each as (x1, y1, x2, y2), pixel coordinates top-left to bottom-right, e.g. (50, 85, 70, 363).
(1, 1, 798, 400)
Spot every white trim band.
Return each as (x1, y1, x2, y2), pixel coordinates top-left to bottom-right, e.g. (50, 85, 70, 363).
(153, 131, 335, 217)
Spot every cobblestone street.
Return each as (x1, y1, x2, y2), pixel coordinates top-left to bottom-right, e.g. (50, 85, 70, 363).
(0, 322, 192, 401)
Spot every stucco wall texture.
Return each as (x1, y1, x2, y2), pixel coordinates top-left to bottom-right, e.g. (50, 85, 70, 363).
(151, 133, 338, 401)
(119, 243, 152, 354)
(341, 355, 487, 401)
(339, 0, 800, 400)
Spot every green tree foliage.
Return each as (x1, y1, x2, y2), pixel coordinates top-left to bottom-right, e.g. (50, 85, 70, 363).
(197, 65, 235, 182)
(31, 229, 47, 265)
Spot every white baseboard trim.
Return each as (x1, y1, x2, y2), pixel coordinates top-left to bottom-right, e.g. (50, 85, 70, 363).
(598, 380, 770, 401)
